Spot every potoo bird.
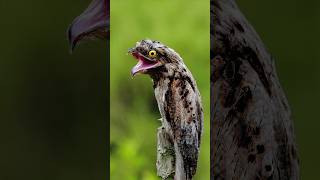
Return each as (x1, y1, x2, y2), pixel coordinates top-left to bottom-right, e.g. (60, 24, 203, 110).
(128, 39, 203, 180)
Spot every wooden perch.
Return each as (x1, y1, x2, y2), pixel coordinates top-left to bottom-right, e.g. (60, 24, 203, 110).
(157, 123, 175, 179)
(211, 0, 299, 179)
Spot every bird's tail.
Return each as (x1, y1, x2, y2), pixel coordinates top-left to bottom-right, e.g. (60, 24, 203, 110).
(174, 135, 199, 180)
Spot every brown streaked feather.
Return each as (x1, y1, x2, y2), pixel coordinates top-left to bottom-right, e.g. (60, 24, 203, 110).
(129, 39, 203, 180)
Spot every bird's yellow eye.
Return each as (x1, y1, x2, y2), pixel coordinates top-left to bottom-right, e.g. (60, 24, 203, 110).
(148, 50, 157, 58)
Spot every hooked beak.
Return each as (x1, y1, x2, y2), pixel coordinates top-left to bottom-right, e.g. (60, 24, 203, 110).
(67, 0, 109, 51)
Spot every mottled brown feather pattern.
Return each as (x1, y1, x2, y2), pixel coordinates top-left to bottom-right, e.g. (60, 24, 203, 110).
(153, 66, 203, 180)
(211, 0, 299, 180)
(130, 40, 203, 180)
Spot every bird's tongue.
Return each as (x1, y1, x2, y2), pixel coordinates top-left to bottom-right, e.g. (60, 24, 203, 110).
(131, 56, 158, 76)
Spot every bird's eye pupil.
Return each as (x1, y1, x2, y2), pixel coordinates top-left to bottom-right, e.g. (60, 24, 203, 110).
(149, 50, 157, 57)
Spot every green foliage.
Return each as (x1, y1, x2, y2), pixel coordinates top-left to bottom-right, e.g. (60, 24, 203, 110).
(110, 0, 210, 179)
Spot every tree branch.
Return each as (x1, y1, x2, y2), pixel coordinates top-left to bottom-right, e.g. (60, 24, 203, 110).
(157, 124, 175, 179)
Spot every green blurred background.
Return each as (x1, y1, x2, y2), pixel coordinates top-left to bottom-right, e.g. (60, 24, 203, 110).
(238, 0, 320, 179)
(1, 0, 319, 179)
(110, 0, 210, 179)
(0, 0, 108, 179)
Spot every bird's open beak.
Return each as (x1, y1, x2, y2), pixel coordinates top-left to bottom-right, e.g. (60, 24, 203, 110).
(128, 48, 162, 76)
(67, 0, 109, 51)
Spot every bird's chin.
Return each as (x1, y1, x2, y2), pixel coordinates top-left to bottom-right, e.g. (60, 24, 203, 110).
(130, 52, 162, 76)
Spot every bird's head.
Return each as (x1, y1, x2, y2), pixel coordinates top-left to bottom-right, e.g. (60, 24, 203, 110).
(128, 39, 184, 76)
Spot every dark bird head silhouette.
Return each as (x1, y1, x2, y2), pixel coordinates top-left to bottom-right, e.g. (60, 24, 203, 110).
(67, 0, 109, 51)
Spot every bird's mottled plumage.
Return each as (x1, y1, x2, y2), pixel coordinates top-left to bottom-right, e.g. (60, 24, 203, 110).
(129, 40, 203, 180)
(211, 0, 299, 179)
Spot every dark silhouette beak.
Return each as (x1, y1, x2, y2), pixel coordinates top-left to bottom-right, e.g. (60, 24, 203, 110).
(67, 0, 109, 52)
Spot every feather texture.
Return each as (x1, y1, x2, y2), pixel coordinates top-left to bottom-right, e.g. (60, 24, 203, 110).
(129, 40, 203, 180)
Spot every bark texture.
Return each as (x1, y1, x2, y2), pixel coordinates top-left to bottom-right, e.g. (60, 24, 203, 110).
(157, 121, 176, 179)
(210, 0, 299, 179)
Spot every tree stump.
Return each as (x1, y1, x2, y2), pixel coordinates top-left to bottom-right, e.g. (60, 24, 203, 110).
(157, 123, 175, 179)
(210, 0, 300, 179)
